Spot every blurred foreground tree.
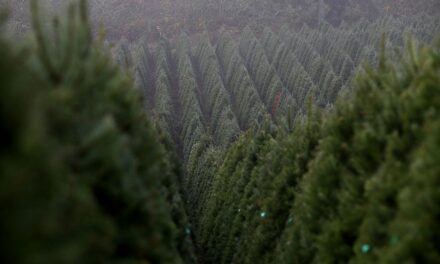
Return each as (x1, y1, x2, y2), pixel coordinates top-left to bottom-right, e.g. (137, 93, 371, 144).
(0, 0, 192, 263)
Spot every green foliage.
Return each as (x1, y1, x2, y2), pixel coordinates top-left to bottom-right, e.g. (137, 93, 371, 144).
(133, 42, 155, 112)
(192, 34, 240, 147)
(239, 27, 295, 119)
(114, 38, 133, 71)
(216, 32, 267, 130)
(261, 27, 316, 113)
(133, 18, 438, 264)
(138, 16, 438, 163)
(154, 42, 175, 139)
(3, 1, 440, 264)
(197, 40, 440, 263)
(154, 123, 199, 264)
(176, 33, 206, 163)
(0, 1, 191, 263)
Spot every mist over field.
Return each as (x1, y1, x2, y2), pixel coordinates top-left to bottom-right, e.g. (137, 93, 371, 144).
(1, 1, 440, 263)
(3, 0, 440, 41)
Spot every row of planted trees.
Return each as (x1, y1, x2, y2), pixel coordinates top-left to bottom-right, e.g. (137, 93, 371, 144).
(127, 12, 439, 263)
(197, 40, 440, 263)
(132, 14, 439, 136)
(130, 12, 438, 200)
(2, 1, 439, 263)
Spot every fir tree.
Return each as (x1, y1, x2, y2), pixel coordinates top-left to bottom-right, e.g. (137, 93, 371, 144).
(1, 1, 189, 262)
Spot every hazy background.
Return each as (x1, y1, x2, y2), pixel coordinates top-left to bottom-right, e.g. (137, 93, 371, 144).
(2, 0, 439, 43)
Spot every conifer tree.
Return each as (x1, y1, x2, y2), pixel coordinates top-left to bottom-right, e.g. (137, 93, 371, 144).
(216, 32, 267, 130)
(133, 42, 155, 112)
(192, 34, 240, 147)
(1, 1, 189, 262)
(176, 35, 205, 159)
(261, 27, 316, 113)
(197, 39, 440, 264)
(239, 27, 295, 120)
(153, 41, 177, 141)
(114, 37, 133, 70)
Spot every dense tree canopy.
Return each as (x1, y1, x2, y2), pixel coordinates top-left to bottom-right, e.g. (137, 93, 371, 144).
(1, 1, 439, 263)
(0, 1, 196, 262)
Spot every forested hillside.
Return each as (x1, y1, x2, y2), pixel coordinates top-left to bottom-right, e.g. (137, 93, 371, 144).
(1, 0, 440, 263)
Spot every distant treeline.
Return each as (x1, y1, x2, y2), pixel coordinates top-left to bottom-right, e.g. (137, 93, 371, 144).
(2, 0, 440, 42)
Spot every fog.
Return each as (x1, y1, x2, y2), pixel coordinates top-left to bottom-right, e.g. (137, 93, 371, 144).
(2, 0, 440, 42)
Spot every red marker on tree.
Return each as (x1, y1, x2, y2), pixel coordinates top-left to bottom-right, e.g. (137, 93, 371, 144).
(272, 92, 282, 116)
